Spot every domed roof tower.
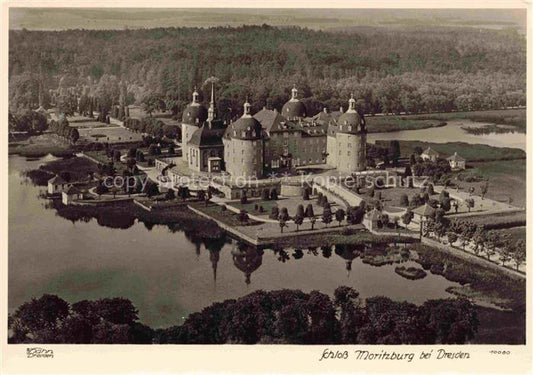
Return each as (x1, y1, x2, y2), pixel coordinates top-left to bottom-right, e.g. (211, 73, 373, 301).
(281, 85, 307, 120)
(230, 100, 263, 140)
(181, 88, 208, 126)
(337, 94, 365, 134)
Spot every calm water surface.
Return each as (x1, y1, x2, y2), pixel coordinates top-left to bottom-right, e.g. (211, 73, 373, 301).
(368, 119, 526, 151)
(10, 155, 461, 328)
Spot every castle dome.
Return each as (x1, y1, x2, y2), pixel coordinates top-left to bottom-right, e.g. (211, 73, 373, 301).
(229, 100, 262, 140)
(281, 86, 307, 119)
(337, 94, 365, 134)
(181, 88, 208, 126)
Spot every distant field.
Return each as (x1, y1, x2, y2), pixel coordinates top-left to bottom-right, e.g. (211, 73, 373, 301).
(367, 108, 526, 133)
(366, 117, 445, 133)
(375, 140, 526, 162)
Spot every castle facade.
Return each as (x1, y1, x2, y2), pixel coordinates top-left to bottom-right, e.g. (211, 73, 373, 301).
(180, 85, 367, 179)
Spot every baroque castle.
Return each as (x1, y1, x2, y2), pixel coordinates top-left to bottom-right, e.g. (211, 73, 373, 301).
(180, 85, 367, 179)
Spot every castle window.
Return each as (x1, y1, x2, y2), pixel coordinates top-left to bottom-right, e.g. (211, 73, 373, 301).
(241, 131, 246, 138)
(233, 130, 236, 137)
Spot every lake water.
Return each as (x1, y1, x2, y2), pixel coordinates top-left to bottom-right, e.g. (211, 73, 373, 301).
(368, 119, 526, 151)
(9, 155, 461, 328)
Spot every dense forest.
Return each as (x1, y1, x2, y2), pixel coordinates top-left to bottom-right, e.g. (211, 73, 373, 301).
(9, 289, 478, 344)
(9, 25, 525, 119)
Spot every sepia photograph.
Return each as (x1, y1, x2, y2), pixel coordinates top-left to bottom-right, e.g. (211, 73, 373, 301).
(3, 4, 528, 362)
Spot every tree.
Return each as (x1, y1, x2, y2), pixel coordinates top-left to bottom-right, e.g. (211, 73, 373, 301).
(295, 204, 305, 218)
(512, 240, 526, 270)
(144, 181, 160, 197)
(309, 216, 317, 230)
(240, 191, 248, 204)
(95, 183, 108, 199)
(279, 218, 287, 233)
(322, 208, 332, 228)
(279, 207, 290, 221)
(402, 209, 413, 227)
(165, 189, 175, 200)
(270, 188, 278, 200)
(465, 198, 475, 212)
(480, 182, 489, 200)
(9, 294, 70, 343)
(69, 127, 79, 144)
(270, 206, 279, 220)
(305, 204, 314, 218)
(389, 140, 401, 167)
(177, 186, 189, 201)
(302, 187, 311, 200)
(499, 245, 512, 267)
(168, 144, 176, 155)
(447, 232, 458, 247)
(261, 189, 270, 201)
(381, 213, 390, 228)
(197, 190, 206, 202)
(400, 194, 409, 207)
(422, 298, 478, 344)
(335, 209, 345, 227)
(238, 209, 249, 223)
(141, 92, 165, 116)
(440, 197, 451, 212)
(293, 214, 304, 232)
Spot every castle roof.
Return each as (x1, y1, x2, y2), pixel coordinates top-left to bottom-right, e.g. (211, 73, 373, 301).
(281, 100, 307, 120)
(188, 121, 225, 148)
(281, 86, 307, 119)
(181, 104, 208, 126)
(336, 96, 366, 134)
(253, 108, 296, 133)
(228, 117, 263, 140)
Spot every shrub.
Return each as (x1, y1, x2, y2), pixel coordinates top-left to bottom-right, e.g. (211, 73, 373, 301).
(270, 188, 278, 200)
(400, 194, 409, 206)
(270, 206, 279, 220)
(261, 189, 270, 201)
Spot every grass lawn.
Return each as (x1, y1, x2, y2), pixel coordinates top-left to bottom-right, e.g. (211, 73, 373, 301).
(78, 126, 143, 144)
(490, 227, 525, 243)
(191, 202, 263, 227)
(375, 140, 525, 162)
(455, 160, 526, 207)
(455, 211, 526, 230)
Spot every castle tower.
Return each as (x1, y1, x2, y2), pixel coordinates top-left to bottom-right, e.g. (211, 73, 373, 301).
(334, 94, 367, 173)
(181, 87, 208, 164)
(223, 99, 263, 179)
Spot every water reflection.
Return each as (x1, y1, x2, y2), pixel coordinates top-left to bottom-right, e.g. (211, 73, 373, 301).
(231, 243, 264, 286)
(10, 154, 463, 328)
